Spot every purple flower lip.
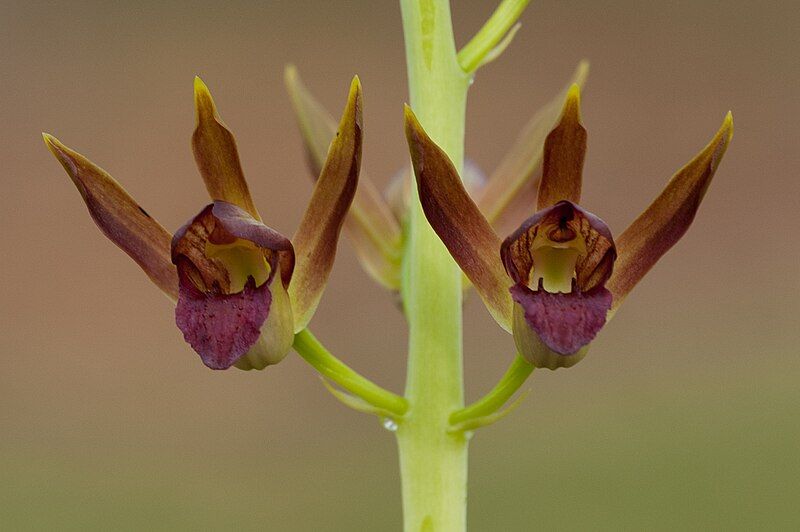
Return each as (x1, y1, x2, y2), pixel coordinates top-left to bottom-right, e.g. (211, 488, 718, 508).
(176, 275, 272, 370)
(511, 281, 612, 358)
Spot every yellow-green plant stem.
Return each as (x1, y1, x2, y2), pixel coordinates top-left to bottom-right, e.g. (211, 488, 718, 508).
(293, 329, 408, 417)
(398, 0, 470, 530)
(450, 354, 533, 427)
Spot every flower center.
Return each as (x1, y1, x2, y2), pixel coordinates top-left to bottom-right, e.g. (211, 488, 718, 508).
(205, 239, 270, 293)
(530, 217, 586, 293)
(531, 246, 580, 293)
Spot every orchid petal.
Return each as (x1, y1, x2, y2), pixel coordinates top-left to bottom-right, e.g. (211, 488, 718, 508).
(210, 201, 295, 287)
(477, 61, 589, 224)
(43, 134, 178, 300)
(537, 83, 586, 209)
(607, 112, 734, 311)
(502, 201, 616, 292)
(385, 162, 488, 295)
(289, 76, 363, 331)
(171, 202, 294, 291)
(192, 77, 260, 219)
(285, 65, 402, 289)
(404, 106, 513, 331)
(511, 283, 612, 369)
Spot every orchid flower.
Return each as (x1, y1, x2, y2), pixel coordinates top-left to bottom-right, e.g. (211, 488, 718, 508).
(44, 76, 363, 371)
(284, 61, 589, 291)
(404, 84, 732, 369)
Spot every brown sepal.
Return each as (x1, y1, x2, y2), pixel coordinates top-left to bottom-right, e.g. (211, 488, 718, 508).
(404, 106, 513, 331)
(44, 134, 178, 300)
(289, 77, 363, 331)
(476, 61, 589, 224)
(607, 113, 733, 311)
(192, 77, 260, 220)
(285, 66, 401, 289)
(537, 84, 586, 209)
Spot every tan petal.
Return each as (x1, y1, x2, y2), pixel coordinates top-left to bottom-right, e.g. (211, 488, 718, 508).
(43, 134, 178, 300)
(192, 77, 260, 220)
(537, 83, 586, 209)
(477, 61, 589, 224)
(284, 65, 402, 289)
(404, 106, 513, 331)
(289, 77, 363, 331)
(607, 112, 734, 311)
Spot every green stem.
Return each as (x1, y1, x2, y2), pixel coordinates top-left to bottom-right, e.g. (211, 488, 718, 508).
(450, 354, 533, 426)
(397, 0, 470, 530)
(293, 329, 408, 416)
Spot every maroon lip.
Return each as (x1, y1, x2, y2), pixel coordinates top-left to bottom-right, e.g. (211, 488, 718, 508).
(511, 281, 612, 356)
(175, 275, 272, 370)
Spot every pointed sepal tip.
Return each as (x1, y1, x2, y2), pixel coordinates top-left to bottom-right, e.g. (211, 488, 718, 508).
(563, 83, 582, 122)
(193, 76, 217, 121)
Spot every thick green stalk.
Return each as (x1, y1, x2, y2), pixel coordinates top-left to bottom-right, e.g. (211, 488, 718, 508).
(397, 1, 471, 530)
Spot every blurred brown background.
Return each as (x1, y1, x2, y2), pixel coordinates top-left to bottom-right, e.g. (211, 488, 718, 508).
(2, 0, 799, 529)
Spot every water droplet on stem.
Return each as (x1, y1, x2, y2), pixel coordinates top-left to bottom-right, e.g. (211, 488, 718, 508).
(382, 418, 398, 432)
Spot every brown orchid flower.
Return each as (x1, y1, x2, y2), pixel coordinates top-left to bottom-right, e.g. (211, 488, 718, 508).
(44, 76, 363, 371)
(405, 85, 733, 369)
